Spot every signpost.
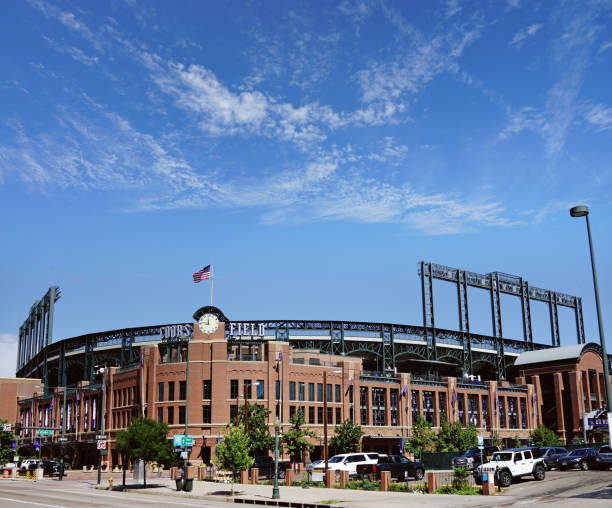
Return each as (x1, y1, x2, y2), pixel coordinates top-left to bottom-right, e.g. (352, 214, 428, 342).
(173, 434, 194, 447)
(36, 429, 53, 436)
(97, 440, 107, 450)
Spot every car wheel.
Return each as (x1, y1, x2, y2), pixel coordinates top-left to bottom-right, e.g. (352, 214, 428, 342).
(580, 460, 589, 471)
(498, 470, 512, 488)
(559, 465, 567, 471)
(533, 465, 545, 481)
(414, 468, 424, 481)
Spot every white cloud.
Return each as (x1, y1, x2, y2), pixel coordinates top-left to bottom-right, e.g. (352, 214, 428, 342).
(509, 23, 543, 47)
(599, 41, 612, 53)
(584, 104, 612, 131)
(507, 0, 521, 8)
(42, 36, 99, 66)
(446, 0, 461, 18)
(0, 334, 18, 378)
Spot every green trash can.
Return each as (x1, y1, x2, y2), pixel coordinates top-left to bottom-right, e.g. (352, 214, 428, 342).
(183, 478, 193, 492)
(175, 477, 184, 491)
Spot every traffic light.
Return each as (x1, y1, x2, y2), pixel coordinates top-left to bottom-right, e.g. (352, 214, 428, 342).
(60, 444, 68, 459)
(14, 423, 21, 436)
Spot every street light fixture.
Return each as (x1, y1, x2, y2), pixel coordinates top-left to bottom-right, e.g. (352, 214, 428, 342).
(570, 205, 612, 445)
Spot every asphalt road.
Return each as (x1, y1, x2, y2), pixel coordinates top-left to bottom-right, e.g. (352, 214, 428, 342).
(0, 480, 231, 508)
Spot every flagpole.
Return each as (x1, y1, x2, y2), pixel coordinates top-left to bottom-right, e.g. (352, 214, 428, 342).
(210, 263, 214, 306)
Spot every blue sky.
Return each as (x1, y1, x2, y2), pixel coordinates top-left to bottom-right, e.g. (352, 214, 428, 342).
(2, 0, 612, 377)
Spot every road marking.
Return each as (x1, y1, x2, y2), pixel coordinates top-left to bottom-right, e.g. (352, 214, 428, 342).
(0, 497, 67, 508)
(54, 488, 205, 506)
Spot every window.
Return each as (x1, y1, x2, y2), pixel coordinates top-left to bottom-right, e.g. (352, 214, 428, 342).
(439, 392, 446, 421)
(244, 379, 252, 399)
(202, 405, 211, 424)
(372, 388, 386, 426)
(231, 380, 239, 399)
(308, 383, 315, 402)
(308, 406, 315, 424)
(317, 383, 323, 402)
(411, 391, 419, 425)
(230, 405, 238, 422)
(275, 380, 280, 400)
(203, 380, 211, 400)
(327, 384, 332, 402)
(158, 382, 164, 402)
(468, 394, 479, 426)
(423, 391, 434, 424)
(335, 385, 341, 403)
(289, 406, 296, 419)
(289, 382, 296, 400)
(458, 395, 465, 425)
(327, 407, 333, 425)
(179, 381, 186, 400)
(257, 380, 265, 399)
(390, 389, 399, 426)
(520, 398, 527, 429)
(167, 406, 174, 424)
(179, 406, 186, 425)
(336, 407, 341, 424)
(299, 382, 305, 401)
(168, 381, 175, 401)
(317, 407, 323, 424)
(349, 386, 354, 421)
(275, 404, 280, 419)
(157, 407, 163, 423)
(360, 387, 369, 425)
(498, 397, 506, 428)
(508, 397, 517, 429)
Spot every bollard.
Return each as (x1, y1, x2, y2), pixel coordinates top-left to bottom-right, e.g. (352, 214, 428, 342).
(109, 477, 113, 488)
(339, 470, 349, 489)
(239, 470, 248, 484)
(26, 471, 30, 480)
(325, 469, 334, 488)
(250, 468, 259, 484)
(482, 472, 495, 495)
(380, 471, 390, 491)
(426, 471, 438, 494)
(285, 468, 294, 486)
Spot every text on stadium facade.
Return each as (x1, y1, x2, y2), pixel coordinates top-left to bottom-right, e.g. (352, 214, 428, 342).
(160, 324, 194, 341)
(229, 322, 266, 337)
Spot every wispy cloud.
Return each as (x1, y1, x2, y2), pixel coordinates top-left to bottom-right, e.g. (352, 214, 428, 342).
(509, 23, 543, 48)
(584, 103, 612, 131)
(42, 35, 99, 66)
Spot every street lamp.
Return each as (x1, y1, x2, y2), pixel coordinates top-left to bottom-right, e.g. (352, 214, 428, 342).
(323, 369, 342, 478)
(272, 419, 280, 500)
(570, 205, 612, 445)
(95, 365, 108, 486)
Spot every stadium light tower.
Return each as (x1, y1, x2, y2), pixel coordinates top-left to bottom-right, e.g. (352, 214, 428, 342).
(570, 205, 612, 444)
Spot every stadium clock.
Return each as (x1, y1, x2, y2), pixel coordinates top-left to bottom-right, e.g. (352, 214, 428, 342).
(198, 313, 219, 334)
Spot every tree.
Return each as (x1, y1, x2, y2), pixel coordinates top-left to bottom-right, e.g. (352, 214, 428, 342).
(0, 419, 15, 463)
(281, 408, 317, 463)
(214, 424, 253, 494)
(405, 416, 436, 455)
(530, 424, 560, 447)
(115, 417, 175, 486)
(435, 415, 478, 452)
(329, 419, 364, 454)
(236, 404, 274, 456)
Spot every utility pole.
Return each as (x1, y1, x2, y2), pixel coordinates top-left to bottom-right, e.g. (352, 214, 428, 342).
(59, 384, 67, 481)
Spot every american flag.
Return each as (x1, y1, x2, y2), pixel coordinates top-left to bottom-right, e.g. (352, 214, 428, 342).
(192, 265, 211, 283)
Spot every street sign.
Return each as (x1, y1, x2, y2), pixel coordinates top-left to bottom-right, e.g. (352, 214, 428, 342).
(2, 424, 11, 431)
(97, 440, 107, 450)
(173, 435, 184, 447)
(477, 435, 484, 446)
(173, 434, 194, 447)
(58, 437, 68, 442)
(37, 429, 53, 436)
(96, 434, 107, 440)
(182, 435, 194, 446)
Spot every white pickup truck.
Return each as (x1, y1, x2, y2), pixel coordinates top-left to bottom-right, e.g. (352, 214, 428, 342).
(473, 448, 546, 487)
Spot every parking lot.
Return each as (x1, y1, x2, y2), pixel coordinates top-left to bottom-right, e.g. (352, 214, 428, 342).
(500, 468, 612, 499)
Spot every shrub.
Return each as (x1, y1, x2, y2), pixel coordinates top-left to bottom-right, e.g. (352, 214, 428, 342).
(452, 466, 471, 490)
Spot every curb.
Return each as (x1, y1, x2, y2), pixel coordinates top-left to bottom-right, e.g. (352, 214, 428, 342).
(235, 499, 344, 508)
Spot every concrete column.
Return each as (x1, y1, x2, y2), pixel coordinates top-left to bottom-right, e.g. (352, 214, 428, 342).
(568, 371, 583, 434)
(584, 370, 592, 412)
(553, 373, 566, 442)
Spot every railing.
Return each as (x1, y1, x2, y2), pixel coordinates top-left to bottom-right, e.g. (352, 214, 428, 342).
(411, 378, 448, 388)
(498, 386, 528, 394)
(457, 382, 488, 391)
(360, 370, 399, 383)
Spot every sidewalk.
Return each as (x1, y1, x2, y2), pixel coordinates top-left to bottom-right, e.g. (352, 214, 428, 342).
(110, 478, 612, 508)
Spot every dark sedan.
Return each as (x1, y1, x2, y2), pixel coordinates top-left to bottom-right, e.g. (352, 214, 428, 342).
(539, 446, 569, 470)
(596, 446, 612, 470)
(558, 448, 598, 471)
(41, 460, 60, 477)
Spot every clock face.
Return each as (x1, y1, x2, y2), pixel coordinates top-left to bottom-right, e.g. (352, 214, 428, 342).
(198, 313, 219, 334)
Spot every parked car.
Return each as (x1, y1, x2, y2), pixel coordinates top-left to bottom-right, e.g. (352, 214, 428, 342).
(40, 460, 60, 477)
(311, 453, 380, 482)
(356, 454, 425, 481)
(0, 462, 17, 473)
(473, 448, 546, 487)
(306, 459, 324, 473)
(20, 459, 40, 472)
(538, 447, 569, 470)
(558, 448, 599, 471)
(595, 446, 612, 470)
(452, 446, 499, 469)
(250, 455, 292, 479)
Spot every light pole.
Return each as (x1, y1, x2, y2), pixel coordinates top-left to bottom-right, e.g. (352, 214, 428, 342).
(272, 420, 280, 500)
(183, 340, 190, 482)
(570, 205, 612, 445)
(97, 365, 108, 486)
(323, 369, 342, 477)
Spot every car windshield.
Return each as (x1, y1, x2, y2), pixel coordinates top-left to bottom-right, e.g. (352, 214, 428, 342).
(328, 456, 345, 464)
(464, 448, 479, 456)
(490, 453, 512, 462)
(568, 449, 588, 457)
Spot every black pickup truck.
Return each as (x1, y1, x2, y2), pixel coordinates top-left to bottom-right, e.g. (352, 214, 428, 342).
(251, 456, 293, 479)
(356, 455, 425, 481)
